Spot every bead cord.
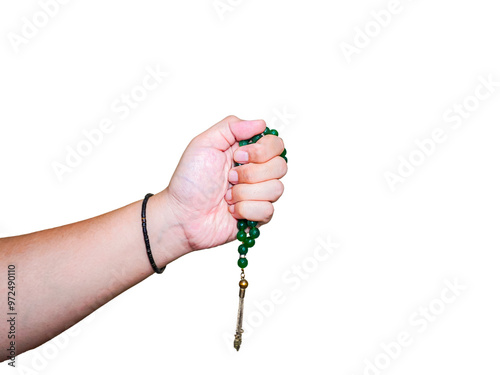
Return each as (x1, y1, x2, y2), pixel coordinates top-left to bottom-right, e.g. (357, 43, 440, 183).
(141, 193, 166, 274)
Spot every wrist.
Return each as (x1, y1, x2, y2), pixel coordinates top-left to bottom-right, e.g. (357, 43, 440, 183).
(143, 191, 190, 268)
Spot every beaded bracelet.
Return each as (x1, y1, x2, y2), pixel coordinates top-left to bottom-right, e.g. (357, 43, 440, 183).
(141, 193, 166, 274)
(233, 127, 287, 351)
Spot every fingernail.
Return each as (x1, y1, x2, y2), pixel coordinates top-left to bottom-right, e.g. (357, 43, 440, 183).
(229, 205, 235, 213)
(234, 150, 249, 163)
(229, 170, 238, 184)
(225, 189, 232, 201)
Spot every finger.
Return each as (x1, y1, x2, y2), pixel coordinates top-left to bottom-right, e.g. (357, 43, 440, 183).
(194, 115, 267, 151)
(229, 201, 274, 224)
(225, 180, 284, 204)
(234, 135, 285, 164)
(228, 157, 287, 184)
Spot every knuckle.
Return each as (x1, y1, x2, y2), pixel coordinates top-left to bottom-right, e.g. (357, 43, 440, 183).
(274, 180, 285, 198)
(234, 202, 245, 218)
(264, 203, 275, 220)
(240, 165, 254, 182)
(232, 185, 242, 202)
(277, 157, 288, 176)
(224, 115, 240, 123)
(277, 137, 285, 151)
(252, 144, 265, 160)
(267, 135, 284, 151)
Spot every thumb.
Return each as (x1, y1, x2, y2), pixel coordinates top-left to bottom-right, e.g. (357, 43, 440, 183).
(195, 115, 267, 151)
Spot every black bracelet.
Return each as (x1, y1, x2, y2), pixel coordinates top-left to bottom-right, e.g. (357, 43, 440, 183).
(141, 193, 166, 274)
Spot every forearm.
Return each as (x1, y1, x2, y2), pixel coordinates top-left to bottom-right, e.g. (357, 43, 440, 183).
(0, 192, 188, 355)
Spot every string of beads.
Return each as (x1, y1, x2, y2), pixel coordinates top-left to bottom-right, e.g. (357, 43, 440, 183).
(234, 127, 287, 269)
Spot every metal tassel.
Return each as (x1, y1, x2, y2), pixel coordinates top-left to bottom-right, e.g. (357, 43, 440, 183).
(233, 274, 248, 351)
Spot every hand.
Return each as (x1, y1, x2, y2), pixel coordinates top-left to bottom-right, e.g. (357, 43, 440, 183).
(159, 115, 287, 255)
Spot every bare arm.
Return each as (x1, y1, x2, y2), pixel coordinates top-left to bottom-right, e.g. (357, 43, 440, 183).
(0, 115, 287, 358)
(0, 193, 186, 355)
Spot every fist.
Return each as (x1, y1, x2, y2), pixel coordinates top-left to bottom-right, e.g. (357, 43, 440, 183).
(160, 115, 287, 255)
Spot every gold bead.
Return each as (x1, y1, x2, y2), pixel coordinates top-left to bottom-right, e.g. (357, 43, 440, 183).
(239, 279, 248, 289)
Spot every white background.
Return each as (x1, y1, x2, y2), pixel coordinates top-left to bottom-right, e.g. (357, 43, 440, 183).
(1, 0, 500, 374)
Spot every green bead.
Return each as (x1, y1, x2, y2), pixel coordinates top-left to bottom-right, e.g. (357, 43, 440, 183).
(247, 221, 258, 228)
(264, 127, 271, 135)
(238, 257, 248, 268)
(280, 148, 287, 157)
(237, 230, 247, 242)
(244, 237, 255, 247)
(249, 227, 260, 239)
(239, 140, 249, 146)
(252, 134, 262, 143)
(270, 129, 279, 136)
(238, 244, 248, 255)
(283, 156, 288, 163)
(235, 163, 242, 167)
(237, 219, 248, 230)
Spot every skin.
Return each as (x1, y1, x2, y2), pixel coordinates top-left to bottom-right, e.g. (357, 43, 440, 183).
(0, 115, 287, 358)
